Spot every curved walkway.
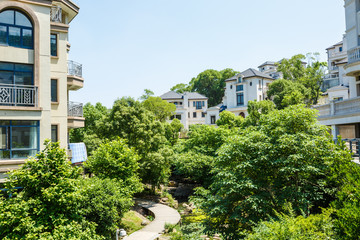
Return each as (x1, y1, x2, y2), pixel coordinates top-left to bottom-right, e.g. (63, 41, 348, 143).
(124, 199, 181, 240)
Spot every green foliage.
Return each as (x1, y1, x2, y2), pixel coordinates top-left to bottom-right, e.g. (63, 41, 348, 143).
(143, 96, 176, 122)
(194, 105, 352, 239)
(216, 111, 243, 129)
(165, 119, 184, 146)
(85, 138, 143, 194)
(243, 100, 275, 126)
(171, 83, 192, 93)
(139, 88, 154, 101)
(246, 209, 335, 240)
(120, 211, 145, 234)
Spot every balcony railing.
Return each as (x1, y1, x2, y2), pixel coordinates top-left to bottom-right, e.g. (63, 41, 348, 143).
(321, 77, 340, 92)
(50, 6, 62, 23)
(348, 46, 360, 64)
(314, 97, 360, 118)
(68, 101, 83, 117)
(68, 60, 83, 78)
(0, 84, 38, 107)
(336, 138, 360, 158)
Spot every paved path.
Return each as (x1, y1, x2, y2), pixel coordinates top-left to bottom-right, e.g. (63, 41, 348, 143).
(124, 199, 181, 240)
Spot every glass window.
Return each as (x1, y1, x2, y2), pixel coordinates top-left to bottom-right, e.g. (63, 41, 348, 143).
(202, 112, 205, 118)
(237, 93, 244, 106)
(193, 112, 197, 118)
(196, 101, 202, 109)
(0, 62, 33, 86)
(51, 79, 58, 102)
(236, 85, 243, 92)
(211, 116, 216, 124)
(193, 101, 195, 107)
(51, 125, 58, 142)
(0, 10, 33, 49)
(51, 34, 57, 57)
(0, 120, 39, 160)
(238, 77, 242, 83)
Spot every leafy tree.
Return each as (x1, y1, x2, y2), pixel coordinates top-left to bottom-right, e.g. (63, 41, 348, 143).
(85, 138, 143, 194)
(139, 88, 154, 101)
(143, 96, 176, 122)
(165, 118, 184, 146)
(171, 83, 192, 93)
(243, 100, 275, 126)
(216, 111, 243, 129)
(194, 105, 352, 239)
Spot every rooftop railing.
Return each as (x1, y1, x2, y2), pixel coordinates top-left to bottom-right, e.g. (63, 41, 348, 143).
(0, 84, 38, 107)
(68, 101, 83, 117)
(68, 60, 83, 78)
(314, 97, 360, 117)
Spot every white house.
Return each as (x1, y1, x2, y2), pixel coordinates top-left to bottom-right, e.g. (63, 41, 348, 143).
(160, 91, 208, 129)
(313, 0, 360, 142)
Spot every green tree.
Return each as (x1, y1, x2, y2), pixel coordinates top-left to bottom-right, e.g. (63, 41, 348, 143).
(171, 83, 192, 93)
(139, 89, 154, 101)
(143, 96, 176, 122)
(216, 111, 243, 129)
(243, 100, 275, 126)
(194, 105, 352, 239)
(165, 118, 183, 146)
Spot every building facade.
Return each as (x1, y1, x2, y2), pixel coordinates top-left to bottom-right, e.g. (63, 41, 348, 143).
(160, 91, 208, 129)
(313, 0, 360, 142)
(0, 0, 84, 180)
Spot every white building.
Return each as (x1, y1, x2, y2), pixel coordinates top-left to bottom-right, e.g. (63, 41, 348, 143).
(160, 91, 208, 129)
(0, 0, 85, 180)
(313, 0, 360, 143)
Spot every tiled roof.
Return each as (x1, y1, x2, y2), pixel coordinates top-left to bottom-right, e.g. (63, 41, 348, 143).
(258, 61, 276, 68)
(160, 91, 183, 99)
(184, 92, 208, 100)
(225, 68, 274, 81)
(327, 85, 349, 92)
(326, 41, 343, 50)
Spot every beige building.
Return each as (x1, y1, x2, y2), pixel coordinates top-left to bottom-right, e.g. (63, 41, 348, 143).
(160, 91, 208, 129)
(0, 0, 84, 179)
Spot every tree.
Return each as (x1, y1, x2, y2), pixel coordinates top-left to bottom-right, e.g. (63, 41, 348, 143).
(143, 96, 176, 122)
(165, 118, 183, 146)
(216, 111, 243, 129)
(171, 83, 192, 93)
(194, 105, 352, 239)
(139, 89, 154, 101)
(243, 100, 275, 126)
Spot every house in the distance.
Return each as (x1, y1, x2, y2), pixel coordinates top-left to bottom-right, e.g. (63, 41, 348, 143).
(160, 91, 208, 129)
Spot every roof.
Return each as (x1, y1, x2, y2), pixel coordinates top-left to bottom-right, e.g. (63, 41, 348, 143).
(258, 61, 276, 68)
(327, 85, 349, 92)
(160, 91, 208, 100)
(160, 91, 183, 99)
(207, 104, 222, 110)
(184, 92, 208, 100)
(225, 68, 274, 82)
(326, 41, 343, 50)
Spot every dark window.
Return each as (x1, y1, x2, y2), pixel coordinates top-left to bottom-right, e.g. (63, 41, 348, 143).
(202, 112, 205, 118)
(230, 85, 233, 89)
(188, 112, 190, 118)
(0, 120, 39, 160)
(237, 93, 244, 106)
(196, 101, 202, 109)
(193, 112, 197, 118)
(236, 85, 243, 92)
(175, 115, 181, 120)
(211, 116, 216, 124)
(0, 62, 33, 85)
(0, 10, 33, 49)
(51, 34, 57, 56)
(193, 101, 195, 107)
(51, 125, 58, 142)
(202, 101, 205, 107)
(238, 77, 242, 83)
(250, 81, 252, 86)
(51, 79, 58, 102)
(339, 47, 343, 52)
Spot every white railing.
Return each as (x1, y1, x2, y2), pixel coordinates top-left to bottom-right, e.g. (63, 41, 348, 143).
(337, 138, 360, 158)
(68, 101, 83, 117)
(314, 97, 360, 117)
(0, 84, 38, 107)
(68, 60, 83, 78)
(50, 6, 62, 23)
(324, 73, 339, 79)
(348, 46, 360, 64)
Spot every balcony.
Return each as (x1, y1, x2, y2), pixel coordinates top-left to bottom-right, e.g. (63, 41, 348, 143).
(346, 46, 360, 76)
(67, 60, 84, 90)
(0, 84, 38, 107)
(322, 74, 340, 92)
(68, 101, 85, 128)
(337, 139, 360, 158)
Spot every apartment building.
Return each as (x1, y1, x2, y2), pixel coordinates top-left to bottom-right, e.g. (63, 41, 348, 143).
(313, 0, 360, 143)
(0, 0, 85, 179)
(160, 91, 208, 129)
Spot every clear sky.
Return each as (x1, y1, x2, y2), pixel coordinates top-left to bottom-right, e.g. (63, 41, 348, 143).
(68, 0, 346, 107)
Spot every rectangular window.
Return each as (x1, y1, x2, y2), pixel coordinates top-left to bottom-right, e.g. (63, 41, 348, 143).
(236, 85, 243, 92)
(211, 116, 216, 124)
(193, 101, 195, 107)
(0, 120, 39, 160)
(188, 112, 190, 118)
(238, 77, 242, 83)
(202, 112, 205, 118)
(259, 95, 262, 101)
(8, 26, 21, 47)
(202, 101, 205, 107)
(0, 26, 6, 45)
(193, 112, 197, 118)
(237, 93, 244, 106)
(51, 125, 58, 142)
(339, 47, 343, 52)
(196, 101, 202, 109)
(51, 34, 58, 57)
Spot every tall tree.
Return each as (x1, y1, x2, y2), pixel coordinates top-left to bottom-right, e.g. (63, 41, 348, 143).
(142, 96, 176, 122)
(139, 89, 154, 101)
(170, 83, 191, 93)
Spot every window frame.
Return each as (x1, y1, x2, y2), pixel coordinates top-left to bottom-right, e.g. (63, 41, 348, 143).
(51, 78, 59, 104)
(0, 62, 34, 86)
(210, 115, 216, 124)
(50, 33, 58, 57)
(0, 120, 40, 160)
(51, 124, 59, 142)
(0, 10, 34, 49)
(237, 93, 244, 106)
(193, 112, 197, 118)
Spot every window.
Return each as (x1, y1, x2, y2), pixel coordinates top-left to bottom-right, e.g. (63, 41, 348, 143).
(202, 112, 205, 118)
(51, 34, 57, 57)
(237, 93, 244, 106)
(0, 62, 33, 85)
(250, 81, 253, 86)
(211, 116, 216, 124)
(236, 85, 243, 92)
(238, 77, 242, 83)
(202, 101, 205, 107)
(51, 125, 58, 142)
(196, 101, 202, 109)
(259, 95, 262, 101)
(188, 112, 190, 118)
(193, 101, 195, 107)
(0, 10, 33, 49)
(230, 85, 233, 89)
(193, 112, 197, 118)
(51, 79, 58, 103)
(0, 120, 39, 160)
(339, 47, 343, 52)
(175, 115, 182, 120)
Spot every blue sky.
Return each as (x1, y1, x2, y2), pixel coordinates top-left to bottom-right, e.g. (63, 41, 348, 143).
(68, 0, 345, 107)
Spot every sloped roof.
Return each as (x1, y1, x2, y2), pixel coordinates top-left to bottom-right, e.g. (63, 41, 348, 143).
(184, 92, 208, 100)
(160, 91, 183, 99)
(258, 61, 276, 68)
(327, 85, 349, 92)
(326, 41, 343, 50)
(226, 68, 274, 81)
